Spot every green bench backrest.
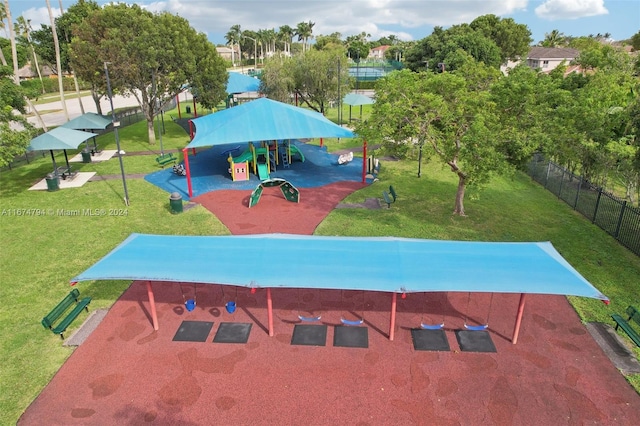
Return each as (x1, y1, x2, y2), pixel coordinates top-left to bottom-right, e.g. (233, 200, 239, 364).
(627, 305, 640, 326)
(389, 185, 397, 201)
(42, 289, 79, 329)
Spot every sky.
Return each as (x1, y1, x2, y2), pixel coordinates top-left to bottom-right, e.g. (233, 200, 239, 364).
(5, 0, 640, 46)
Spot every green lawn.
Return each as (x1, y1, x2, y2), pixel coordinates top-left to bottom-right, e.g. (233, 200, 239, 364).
(1, 108, 638, 424)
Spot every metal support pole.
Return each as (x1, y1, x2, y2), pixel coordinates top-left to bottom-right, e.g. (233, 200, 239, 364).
(104, 62, 130, 206)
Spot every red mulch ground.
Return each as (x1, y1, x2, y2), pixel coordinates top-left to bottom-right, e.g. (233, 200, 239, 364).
(19, 183, 640, 425)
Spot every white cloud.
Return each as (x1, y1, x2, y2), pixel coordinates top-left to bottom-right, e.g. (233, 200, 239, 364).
(535, 0, 608, 20)
(130, 0, 530, 42)
(21, 7, 63, 31)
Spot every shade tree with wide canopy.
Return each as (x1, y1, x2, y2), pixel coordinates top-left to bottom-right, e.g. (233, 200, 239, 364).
(71, 233, 609, 343)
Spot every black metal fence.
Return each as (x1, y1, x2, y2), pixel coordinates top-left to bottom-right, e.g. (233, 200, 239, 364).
(527, 154, 640, 256)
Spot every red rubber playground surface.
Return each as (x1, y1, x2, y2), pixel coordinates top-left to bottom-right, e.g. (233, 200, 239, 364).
(20, 184, 640, 425)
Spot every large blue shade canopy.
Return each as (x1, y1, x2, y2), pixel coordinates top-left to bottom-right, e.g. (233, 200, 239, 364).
(28, 127, 98, 151)
(343, 93, 374, 106)
(186, 97, 355, 149)
(72, 233, 608, 301)
(60, 113, 112, 130)
(226, 72, 260, 94)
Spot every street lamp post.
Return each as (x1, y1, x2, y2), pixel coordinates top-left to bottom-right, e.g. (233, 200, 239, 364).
(244, 36, 258, 71)
(104, 62, 130, 206)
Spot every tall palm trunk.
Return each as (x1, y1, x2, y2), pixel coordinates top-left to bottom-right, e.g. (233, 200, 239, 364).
(45, 0, 69, 122)
(4, 0, 47, 130)
(56, 1, 85, 114)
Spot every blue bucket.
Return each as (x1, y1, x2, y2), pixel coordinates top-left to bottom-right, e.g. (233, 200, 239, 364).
(185, 299, 196, 312)
(226, 301, 236, 314)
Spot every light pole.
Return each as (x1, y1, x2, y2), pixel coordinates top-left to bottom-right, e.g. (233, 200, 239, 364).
(244, 36, 258, 71)
(104, 62, 130, 206)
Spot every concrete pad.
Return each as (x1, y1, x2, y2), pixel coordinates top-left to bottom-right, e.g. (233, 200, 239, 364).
(64, 309, 108, 347)
(586, 322, 640, 375)
(29, 172, 96, 191)
(69, 149, 117, 163)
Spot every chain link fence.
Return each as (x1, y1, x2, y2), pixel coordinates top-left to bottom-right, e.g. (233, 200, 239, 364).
(527, 154, 640, 256)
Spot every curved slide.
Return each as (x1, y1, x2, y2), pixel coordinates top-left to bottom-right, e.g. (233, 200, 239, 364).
(232, 149, 253, 163)
(289, 145, 305, 162)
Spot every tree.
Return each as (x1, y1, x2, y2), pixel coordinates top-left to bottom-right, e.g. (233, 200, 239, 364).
(261, 48, 350, 113)
(540, 29, 566, 47)
(45, 0, 69, 121)
(290, 48, 349, 114)
(259, 56, 295, 103)
(630, 30, 640, 51)
(0, 2, 8, 64)
(279, 25, 294, 56)
(295, 21, 314, 52)
(405, 25, 502, 72)
(70, 3, 227, 144)
(1, 2, 39, 167)
(226, 24, 242, 65)
(314, 32, 342, 51)
(15, 15, 44, 93)
(470, 14, 532, 63)
(0, 64, 36, 166)
(358, 68, 509, 216)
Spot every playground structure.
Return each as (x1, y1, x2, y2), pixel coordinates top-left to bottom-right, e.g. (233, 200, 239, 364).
(227, 140, 306, 182)
(249, 178, 300, 207)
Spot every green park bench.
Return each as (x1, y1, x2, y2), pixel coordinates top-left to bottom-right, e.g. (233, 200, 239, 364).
(41, 288, 92, 340)
(155, 152, 176, 167)
(611, 305, 640, 347)
(382, 185, 397, 208)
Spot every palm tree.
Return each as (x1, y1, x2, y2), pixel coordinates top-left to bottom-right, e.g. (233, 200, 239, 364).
(296, 21, 315, 52)
(45, 0, 69, 121)
(225, 29, 237, 66)
(230, 24, 242, 66)
(15, 15, 45, 94)
(0, 1, 8, 37)
(55, 0, 84, 114)
(279, 25, 294, 56)
(0, 2, 8, 65)
(3, 0, 47, 130)
(541, 29, 566, 48)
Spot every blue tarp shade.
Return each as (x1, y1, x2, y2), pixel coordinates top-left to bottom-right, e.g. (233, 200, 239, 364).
(28, 127, 97, 151)
(60, 113, 112, 130)
(227, 72, 260, 94)
(71, 233, 608, 301)
(343, 93, 374, 106)
(186, 98, 355, 148)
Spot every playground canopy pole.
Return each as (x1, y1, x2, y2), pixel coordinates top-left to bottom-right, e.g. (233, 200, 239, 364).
(183, 148, 193, 198)
(146, 281, 159, 330)
(361, 139, 367, 183)
(389, 292, 397, 341)
(267, 288, 274, 336)
(512, 293, 526, 344)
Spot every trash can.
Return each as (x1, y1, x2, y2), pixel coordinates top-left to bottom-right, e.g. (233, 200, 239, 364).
(81, 148, 92, 163)
(169, 192, 183, 214)
(45, 173, 59, 192)
(185, 106, 191, 114)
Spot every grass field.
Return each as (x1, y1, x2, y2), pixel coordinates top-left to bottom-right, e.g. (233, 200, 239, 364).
(1, 105, 639, 424)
